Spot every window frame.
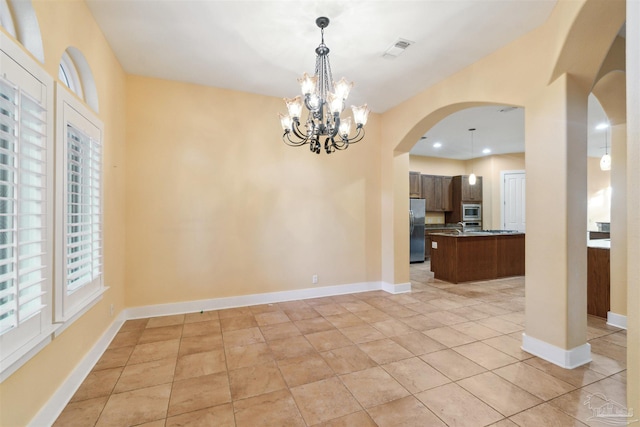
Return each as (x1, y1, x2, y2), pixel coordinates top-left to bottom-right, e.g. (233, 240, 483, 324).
(54, 83, 105, 328)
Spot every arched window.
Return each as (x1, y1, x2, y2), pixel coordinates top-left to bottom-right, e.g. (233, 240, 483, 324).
(0, 0, 44, 63)
(59, 50, 84, 99)
(0, 0, 17, 37)
(58, 47, 99, 113)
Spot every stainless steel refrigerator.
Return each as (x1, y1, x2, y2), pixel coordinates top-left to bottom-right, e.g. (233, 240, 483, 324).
(410, 199, 426, 263)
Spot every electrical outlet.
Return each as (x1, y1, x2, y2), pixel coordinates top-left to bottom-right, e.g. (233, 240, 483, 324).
(312, 274, 318, 284)
(110, 303, 114, 317)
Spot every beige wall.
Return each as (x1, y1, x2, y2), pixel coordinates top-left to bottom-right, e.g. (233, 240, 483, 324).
(409, 155, 467, 176)
(124, 75, 383, 307)
(0, 2, 128, 426)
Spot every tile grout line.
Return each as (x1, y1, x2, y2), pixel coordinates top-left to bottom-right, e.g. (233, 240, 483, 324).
(57, 265, 626, 427)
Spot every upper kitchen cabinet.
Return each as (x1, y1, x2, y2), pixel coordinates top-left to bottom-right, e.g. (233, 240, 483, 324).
(409, 171, 422, 198)
(445, 175, 483, 223)
(454, 175, 483, 201)
(421, 175, 453, 212)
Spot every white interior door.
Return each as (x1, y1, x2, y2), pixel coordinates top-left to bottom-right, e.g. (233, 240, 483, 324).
(503, 171, 526, 231)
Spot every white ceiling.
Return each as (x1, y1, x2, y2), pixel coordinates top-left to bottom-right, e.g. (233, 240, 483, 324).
(85, 0, 557, 113)
(85, 0, 611, 160)
(410, 95, 610, 159)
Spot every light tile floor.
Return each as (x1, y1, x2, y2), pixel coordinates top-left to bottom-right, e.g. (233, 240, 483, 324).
(54, 263, 627, 426)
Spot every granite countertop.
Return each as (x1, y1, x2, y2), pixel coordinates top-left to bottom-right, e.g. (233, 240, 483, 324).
(429, 231, 525, 237)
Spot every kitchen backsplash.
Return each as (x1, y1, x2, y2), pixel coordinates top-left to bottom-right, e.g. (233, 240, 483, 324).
(425, 212, 445, 224)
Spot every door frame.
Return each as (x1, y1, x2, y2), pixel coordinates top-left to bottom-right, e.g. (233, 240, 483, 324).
(500, 169, 526, 230)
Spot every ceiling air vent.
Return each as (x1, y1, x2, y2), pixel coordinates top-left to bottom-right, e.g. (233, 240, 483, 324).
(383, 38, 414, 59)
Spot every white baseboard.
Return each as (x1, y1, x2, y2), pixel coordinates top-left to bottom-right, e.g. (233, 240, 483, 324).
(521, 333, 592, 369)
(28, 312, 126, 427)
(607, 311, 627, 329)
(382, 281, 412, 294)
(125, 281, 385, 319)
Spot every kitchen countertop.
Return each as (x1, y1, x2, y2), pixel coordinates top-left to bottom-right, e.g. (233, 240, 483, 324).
(588, 239, 610, 249)
(429, 230, 524, 237)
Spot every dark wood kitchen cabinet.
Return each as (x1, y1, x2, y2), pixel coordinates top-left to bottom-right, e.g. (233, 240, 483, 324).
(424, 227, 457, 260)
(430, 232, 525, 283)
(421, 175, 452, 212)
(441, 176, 453, 211)
(589, 231, 610, 240)
(409, 171, 422, 198)
(458, 175, 483, 201)
(587, 247, 610, 318)
(445, 175, 483, 223)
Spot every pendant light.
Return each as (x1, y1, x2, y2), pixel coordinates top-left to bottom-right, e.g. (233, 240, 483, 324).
(600, 124, 611, 171)
(468, 128, 477, 185)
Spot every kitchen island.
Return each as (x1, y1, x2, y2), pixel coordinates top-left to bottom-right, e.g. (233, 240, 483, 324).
(429, 231, 525, 283)
(587, 239, 610, 318)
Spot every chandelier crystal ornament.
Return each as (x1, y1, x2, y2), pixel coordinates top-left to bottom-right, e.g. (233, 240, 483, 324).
(278, 17, 370, 154)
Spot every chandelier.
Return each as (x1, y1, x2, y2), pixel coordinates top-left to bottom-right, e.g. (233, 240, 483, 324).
(278, 17, 370, 154)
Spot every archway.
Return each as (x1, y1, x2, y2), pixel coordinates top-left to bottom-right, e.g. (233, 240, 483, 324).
(591, 67, 627, 328)
(381, 0, 625, 371)
(408, 104, 525, 233)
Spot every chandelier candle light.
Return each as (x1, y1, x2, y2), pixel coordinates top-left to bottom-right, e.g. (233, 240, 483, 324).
(278, 17, 370, 154)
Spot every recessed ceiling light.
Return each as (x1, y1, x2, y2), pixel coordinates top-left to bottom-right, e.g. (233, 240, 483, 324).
(596, 123, 609, 130)
(482, 148, 491, 154)
(433, 142, 442, 148)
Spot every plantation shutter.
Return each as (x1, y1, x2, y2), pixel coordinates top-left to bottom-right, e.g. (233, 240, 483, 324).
(1, 29, 54, 381)
(0, 77, 48, 335)
(65, 124, 101, 294)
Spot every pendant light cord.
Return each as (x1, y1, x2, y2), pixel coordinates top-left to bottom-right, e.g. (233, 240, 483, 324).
(469, 128, 476, 169)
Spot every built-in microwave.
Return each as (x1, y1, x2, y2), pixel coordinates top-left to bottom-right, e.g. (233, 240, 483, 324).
(462, 203, 482, 221)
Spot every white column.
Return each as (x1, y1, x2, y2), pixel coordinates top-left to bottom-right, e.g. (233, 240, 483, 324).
(522, 73, 591, 368)
(626, 0, 640, 416)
